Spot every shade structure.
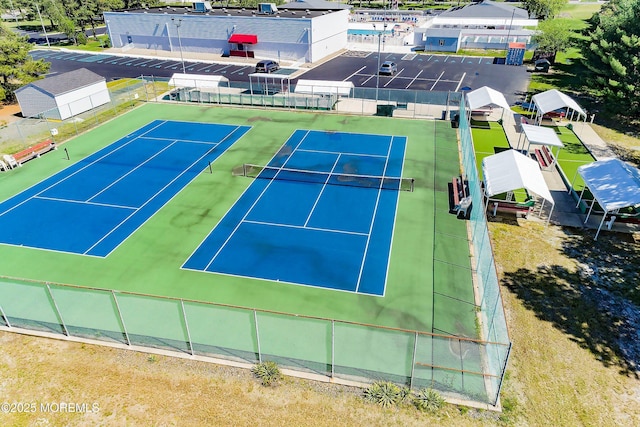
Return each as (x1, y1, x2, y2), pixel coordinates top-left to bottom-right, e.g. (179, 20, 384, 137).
(228, 34, 258, 44)
(576, 158, 640, 239)
(531, 89, 586, 117)
(482, 149, 554, 204)
(466, 86, 511, 111)
(518, 123, 564, 156)
(294, 80, 354, 97)
(168, 73, 229, 89)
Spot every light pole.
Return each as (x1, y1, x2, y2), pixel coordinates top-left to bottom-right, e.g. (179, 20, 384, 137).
(171, 18, 186, 74)
(34, 2, 50, 48)
(374, 22, 387, 103)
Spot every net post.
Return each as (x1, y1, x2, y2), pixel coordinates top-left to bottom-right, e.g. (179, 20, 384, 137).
(243, 163, 247, 177)
(180, 299, 194, 356)
(111, 290, 131, 346)
(253, 309, 262, 363)
(0, 303, 11, 328)
(46, 284, 69, 336)
(208, 161, 212, 174)
(410, 178, 415, 192)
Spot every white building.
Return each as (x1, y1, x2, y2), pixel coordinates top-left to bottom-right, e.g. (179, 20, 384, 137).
(104, 1, 350, 64)
(15, 68, 110, 120)
(413, 1, 538, 52)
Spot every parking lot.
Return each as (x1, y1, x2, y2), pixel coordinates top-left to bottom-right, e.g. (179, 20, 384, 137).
(30, 48, 530, 103)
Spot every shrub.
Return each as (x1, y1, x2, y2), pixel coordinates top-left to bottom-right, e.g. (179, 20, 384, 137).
(251, 361, 282, 386)
(413, 388, 445, 412)
(363, 381, 402, 408)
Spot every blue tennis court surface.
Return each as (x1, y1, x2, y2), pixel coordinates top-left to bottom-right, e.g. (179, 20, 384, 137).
(0, 120, 250, 257)
(183, 130, 408, 296)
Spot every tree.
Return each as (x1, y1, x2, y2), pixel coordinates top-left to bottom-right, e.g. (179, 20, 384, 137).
(0, 23, 50, 103)
(522, 0, 567, 20)
(581, 0, 640, 118)
(532, 18, 573, 62)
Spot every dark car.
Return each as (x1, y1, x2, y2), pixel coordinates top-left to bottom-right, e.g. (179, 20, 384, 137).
(378, 61, 397, 75)
(255, 60, 280, 73)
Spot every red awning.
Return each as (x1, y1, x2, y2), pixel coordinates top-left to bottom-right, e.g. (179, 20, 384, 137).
(228, 34, 258, 44)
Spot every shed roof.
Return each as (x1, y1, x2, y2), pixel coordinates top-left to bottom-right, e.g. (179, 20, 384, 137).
(16, 68, 104, 97)
(439, 0, 528, 20)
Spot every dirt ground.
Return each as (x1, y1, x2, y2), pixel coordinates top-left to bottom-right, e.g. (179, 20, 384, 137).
(0, 104, 21, 125)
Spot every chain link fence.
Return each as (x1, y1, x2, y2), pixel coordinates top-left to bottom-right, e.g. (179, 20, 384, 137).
(0, 79, 510, 407)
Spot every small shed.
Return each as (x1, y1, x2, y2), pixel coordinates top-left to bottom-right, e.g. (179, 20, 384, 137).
(15, 68, 109, 120)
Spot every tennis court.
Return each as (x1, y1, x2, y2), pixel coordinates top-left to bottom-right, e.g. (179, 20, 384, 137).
(0, 103, 506, 404)
(0, 120, 249, 256)
(184, 130, 410, 296)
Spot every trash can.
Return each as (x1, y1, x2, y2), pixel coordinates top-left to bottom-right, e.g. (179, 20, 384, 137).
(567, 123, 573, 131)
(451, 113, 460, 129)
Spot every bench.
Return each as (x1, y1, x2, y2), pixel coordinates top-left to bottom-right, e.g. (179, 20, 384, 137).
(12, 139, 57, 166)
(533, 149, 548, 169)
(541, 145, 554, 167)
(471, 108, 493, 117)
(490, 198, 535, 219)
(451, 176, 470, 217)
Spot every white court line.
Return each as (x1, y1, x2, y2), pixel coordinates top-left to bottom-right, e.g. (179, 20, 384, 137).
(297, 148, 387, 158)
(87, 140, 179, 203)
(429, 71, 445, 91)
(202, 131, 312, 271)
(355, 136, 393, 294)
(244, 220, 368, 237)
(34, 195, 137, 210)
(344, 66, 366, 82)
(0, 121, 167, 219)
(87, 125, 246, 256)
(405, 70, 423, 89)
(454, 72, 467, 92)
(142, 136, 218, 145)
(303, 155, 341, 227)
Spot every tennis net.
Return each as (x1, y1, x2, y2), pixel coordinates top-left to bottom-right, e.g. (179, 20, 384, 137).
(237, 164, 414, 192)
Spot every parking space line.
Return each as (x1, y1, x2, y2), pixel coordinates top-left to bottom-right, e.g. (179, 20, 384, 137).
(196, 64, 217, 72)
(164, 62, 181, 69)
(361, 74, 375, 85)
(383, 69, 403, 87)
(405, 70, 423, 89)
(429, 71, 445, 91)
(132, 59, 154, 67)
(454, 72, 467, 92)
(230, 66, 250, 75)
(344, 66, 366, 82)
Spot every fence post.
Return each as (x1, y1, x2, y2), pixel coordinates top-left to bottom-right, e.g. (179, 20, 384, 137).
(253, 309, 262, 363)
(0, 303, 11, 328)
(46, 284, 69, 336)
(180, 299, 194, 355)
(111, 291, 131, 346)
(331, 320, 335, 378)
(410, 331, 418, 389)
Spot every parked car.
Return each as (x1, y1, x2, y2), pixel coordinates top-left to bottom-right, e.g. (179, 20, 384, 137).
(255, 60, 280, 73)
(378, 61, 397, 75)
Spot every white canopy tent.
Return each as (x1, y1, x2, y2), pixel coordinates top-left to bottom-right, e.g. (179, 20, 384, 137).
(294, 80, 354, 97)
(530, 89, 587, 124)
(482, 149, 555, 224)
(574, 158, 640, 240)
(168, 73, 229, 89)
(517, 123, 564, 166)
(466, 86, 511, 112)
